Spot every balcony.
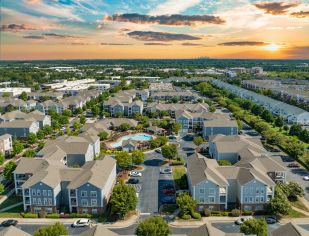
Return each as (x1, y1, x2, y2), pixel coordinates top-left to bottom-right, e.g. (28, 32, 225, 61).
(25, 197, 30, 205)
(71, 199, 77, 206)
(70, 190, 76, 197)
(219, 187, 227, 195)
(24, 189, 30, 196)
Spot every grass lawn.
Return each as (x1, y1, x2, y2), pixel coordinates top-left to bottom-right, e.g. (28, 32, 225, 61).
(0, 205, 23, 218)
(172, 166, 188, 190)
(285, 209, 307, 218)
(290, 199, 309, 212)
(0, 195, 23, 210)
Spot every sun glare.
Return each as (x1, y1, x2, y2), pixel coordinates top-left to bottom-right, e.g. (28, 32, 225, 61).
(262, 44, 281, 52)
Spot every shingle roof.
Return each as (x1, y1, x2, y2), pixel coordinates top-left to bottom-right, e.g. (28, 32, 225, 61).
(272, 222, 308, 236)
(0, 226, 31, 236)
(78, 225, 119, 236)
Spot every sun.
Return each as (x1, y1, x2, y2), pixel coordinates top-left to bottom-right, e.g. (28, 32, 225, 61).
(262, 43, 281, 51)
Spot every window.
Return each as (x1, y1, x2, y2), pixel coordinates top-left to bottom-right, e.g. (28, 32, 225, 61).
(255, 196, 259, 203)
(92, 209, 97, 214)
(260, 196, 264, 203)
(37, 198, 42, 205)
(48, 198, 53, 205)
(90, 191, 97, 197)
(32, 198, 37, 204)
(249, 197, 253, 203)
(91, 199, 97, 207)
(209, 188, 215, 194)
(46, 208, 53, 213)
(81, 199, 88, 206)
(34, 207, 41, 213)
(244, 197, 248, 203)
(81, 191, 87, 197)
(82, 209, 88, 214)
(244, 188, 248, 194)
(261, 188, 264, 194)
(37, 190, 41, 196)
(43, 198, 47, 205)
(209, 196, 215, 203)
(199, 197, 205, 203)
(199, 188, 205, 194)
(32, 189, 36, 196)
(48, 190, 52, 196)
(43, 190, 47, 196)
(256, 187, 259, 194)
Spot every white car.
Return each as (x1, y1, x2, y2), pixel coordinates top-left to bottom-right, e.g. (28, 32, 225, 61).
(71, 219, 90, 228)
(160, 168, 172, 174)
(130, 171, 142, 177)
(303, 176, 309, 181)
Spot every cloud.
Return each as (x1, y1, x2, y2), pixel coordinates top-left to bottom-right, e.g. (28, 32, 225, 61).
(253, 2, 299, 15)
(24, 33, 83, 40)
(144, 43, 171, 46)
(0, 24, 36, 32)
(127, 31, 201, 41)
(290, 11, 309, 18)
(219, 41, 269, 46)
(103, 13, 225, 26)
(101, 43, 133, 45)
(281, 46, 309, 59)
(149, 0, 202, 15)
(181, 42, 204, 46)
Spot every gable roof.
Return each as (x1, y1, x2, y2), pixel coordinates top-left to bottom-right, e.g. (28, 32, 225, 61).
(0, 226, 31, 236)
(272, 222, 308, 236)
(78, 225, 119, 236)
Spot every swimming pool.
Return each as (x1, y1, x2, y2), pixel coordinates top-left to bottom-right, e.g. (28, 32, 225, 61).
(110, 133, 153, 148)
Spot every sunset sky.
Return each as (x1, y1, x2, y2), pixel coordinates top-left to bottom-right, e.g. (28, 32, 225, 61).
(0, 0, 308, 60)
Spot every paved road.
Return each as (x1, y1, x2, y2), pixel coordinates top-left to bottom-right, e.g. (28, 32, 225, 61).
(6, 224, 88, 235)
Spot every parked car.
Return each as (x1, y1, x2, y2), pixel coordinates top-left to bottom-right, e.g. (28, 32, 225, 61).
(265, 217, 278, 224)
(155, 148, 161, 153)
(303, 176, 309, 181)
(163, 188, 176, 194)
(235, 218, 246, 225)
(128, 178, 139, 184)
(1, 220, 18, 227)
(160, 168, 172, 174)
(71, 219, 90, 228)
(161, 196, 176, 204)
(288, 163, 300, 168)
(162, 184, 175, 190)
(129, 171, 142, 177)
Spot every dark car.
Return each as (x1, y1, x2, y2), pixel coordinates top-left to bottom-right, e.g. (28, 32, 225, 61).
(162, 184, 175, 190)
(265, 217, 278, 224)
(161, 196, 176, 204)
(128, 178, 139, 184)
(155, 149, 161, 153)
(162, 188, 176, 194)
(287, 163, 300, 168)
(1, 220, 18, 227)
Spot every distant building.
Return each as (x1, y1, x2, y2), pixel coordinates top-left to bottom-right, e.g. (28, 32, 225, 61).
(0, 87, 31, 97)
(0, 134, 13, 156)
(203, 119, 238, 138)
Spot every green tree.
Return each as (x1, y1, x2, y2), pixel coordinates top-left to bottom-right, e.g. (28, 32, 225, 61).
(261, 110, 274, 123)
(73, 121, 81, 130)
(0, 183, 5, 195)
(193, 137, 204, 146)
(176, 193, 197, 216)
(269, 184, 291, 215)
(115, 152, 132, 169)
(13, 139, 24, 155)
(289, 124, 302, 136)
(135, 216, 171, 236)
(161, 144, 178, 160)
(279, 182, 304, 200)
(111, 183, 137, 217)
(171, 122, 182, 134)
(62, 109, 72, 117)
(37, 130, 45, 140)
(286, 140, 305, 159)
(24, 149, 36, 157)
(217, 160, 232, 166)
(27, 132, 37, 145)
(240, 218, 267, 236)
(209, 106, 216, 112)
(119, 123, 131, 132)
(0, 153, 4, 166)
(19, 91, 28, 101)
(274, 116, 284, 127)
(3, 161, 17, 182)
(132, 150, 145, 165)
(99, 131, 109, 141)
(79, 115, 86, 125)
(34, 222, 68, 236)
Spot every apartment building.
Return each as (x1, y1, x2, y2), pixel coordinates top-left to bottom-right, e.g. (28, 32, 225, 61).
(151, 91, 199, 101)
(146, 103, 209, 117)
(187, 153, 276, 211)
(0, 87, 31, 97)
(0, 134, 13, 156)
(203, 119, 238, 138)
(212, 79, 309, 125)
(0, 120, 39, 137)
(175, 110, 230, 133)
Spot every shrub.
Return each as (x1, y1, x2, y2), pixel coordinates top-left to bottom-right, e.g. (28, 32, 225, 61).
(231, 209, 241, 217)
(191, 211, 201, 220)
(38, 211, 46, 218)
(181, 214, 191, 220)
(46, 213, 60, 219)
(222, 212, 229, 216)
(23, 213, 38, 218)
(210, 211, 221, 216)
(204, 208, 211, 217)
(242, 210, 252, 216)
(69, 213, 92, 218)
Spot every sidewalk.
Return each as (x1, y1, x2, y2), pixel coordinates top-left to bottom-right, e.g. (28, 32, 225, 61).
(105, 211, 140, 228)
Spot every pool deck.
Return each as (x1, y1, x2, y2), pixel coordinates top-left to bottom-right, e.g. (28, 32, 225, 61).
(105, 132, 155, 149)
